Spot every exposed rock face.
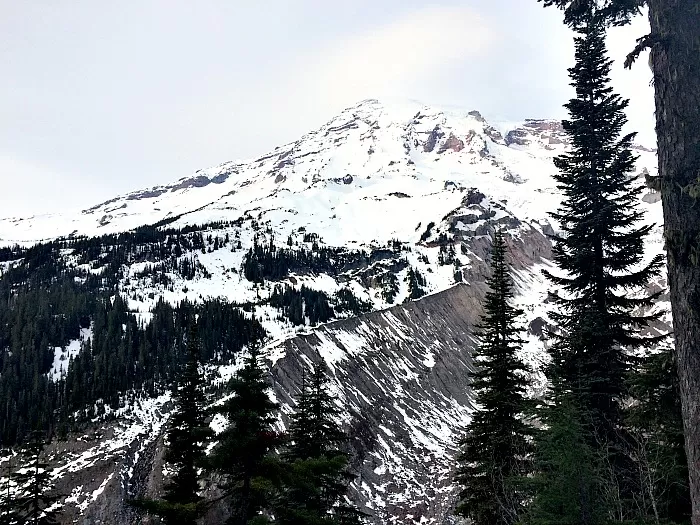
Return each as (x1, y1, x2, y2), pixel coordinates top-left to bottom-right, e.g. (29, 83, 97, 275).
(505, 128, 531, 147)
(83, 170, 234, 214)
(483, 125, 505, 144)
(269, 284, 483, 524)
(126, 189, 168, 201)
(423, 125, 445, 153)
(505, 120, 568, 150)
(170, 174, 220, 191)
(438, 133, 465, 153)
(467, 110, 486, 123)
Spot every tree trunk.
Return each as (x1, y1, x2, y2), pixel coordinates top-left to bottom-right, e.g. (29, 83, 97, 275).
(646, 1, 700, 523)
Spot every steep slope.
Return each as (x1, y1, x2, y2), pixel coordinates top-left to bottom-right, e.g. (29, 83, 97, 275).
(270, 284, 481, 524)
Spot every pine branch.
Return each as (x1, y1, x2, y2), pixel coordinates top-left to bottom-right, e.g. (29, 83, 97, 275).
(624, 33, 662, 69)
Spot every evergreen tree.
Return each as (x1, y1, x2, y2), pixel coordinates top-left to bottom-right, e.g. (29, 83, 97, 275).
(10, 432, 58, 525)
(626, 344, 691, 524)
(544, 10, 663, 449)
(131, 323, 212, 524)
(210, 322, 282, 525)
(381, 273, 399, 304)
(526, 394, 607, 525)
(455, 230, 532, 525)
(0, 449, 20, 525)
(536, 15, 664, 523)
(406, 267, 426, 300)
(536, 28, 700, 509)
(277, 363, 363, 525)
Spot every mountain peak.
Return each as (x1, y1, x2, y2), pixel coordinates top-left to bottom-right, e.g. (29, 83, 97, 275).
(0, 99, 656, 247)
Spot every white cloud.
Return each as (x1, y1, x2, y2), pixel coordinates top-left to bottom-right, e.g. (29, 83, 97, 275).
(606, 12, 656, 147)
(0, 154, 108, 219)
(294, 6, 494, 115)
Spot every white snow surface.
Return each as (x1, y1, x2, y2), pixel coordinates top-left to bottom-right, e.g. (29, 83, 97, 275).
(49, 326, 93, 381)
(0, 98, 657, 247)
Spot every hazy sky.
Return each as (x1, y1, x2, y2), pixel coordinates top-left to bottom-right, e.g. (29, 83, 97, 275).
(0, 1, 654, 218)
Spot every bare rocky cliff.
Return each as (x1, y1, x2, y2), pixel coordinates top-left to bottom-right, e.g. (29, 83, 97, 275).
(269, 283, 482, 524)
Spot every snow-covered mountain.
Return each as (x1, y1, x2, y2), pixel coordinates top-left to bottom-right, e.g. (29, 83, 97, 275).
(0, 98, 655, 244)
(0, 99, 664, 524)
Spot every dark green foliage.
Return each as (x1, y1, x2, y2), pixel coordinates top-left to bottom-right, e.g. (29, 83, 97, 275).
(242, 239, 366, 284)
(535, 17, 664, 524)
(0, 449, 20, 525)
(526, 395, 607, 525)
(270, 285, 334, 326)
(406, 267, 426, 300)
(286, 365, 347, 463)
(0, 280, 262, 446)
(276, 363, 363, 525)
(626, 346, 691, 524)
(131, 324, 213, 524)
(333, 288, 372, 317)
(538, 0, 644, 28)
(0, 281, 94, 444)
(9, 432, 58, 525)
(0, 221, 230, 292)
(455, 230, 532, 525)
(0, 219, 373, 447)
(542, 20, 663, 451)
(210, 328, 282, 525)
(419, 222, 435, 242)
(0, 220, 254, 446)
(269, 285, 372, 325)
(381, 272, 399, 304)
(438, 243, 457, 266)
(128, 499, 203, 525)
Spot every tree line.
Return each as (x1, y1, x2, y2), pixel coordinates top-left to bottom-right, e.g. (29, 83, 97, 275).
(0, 276, 262, 445)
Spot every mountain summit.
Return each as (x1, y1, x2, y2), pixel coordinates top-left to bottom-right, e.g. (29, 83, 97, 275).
(1, 98, 624, 245)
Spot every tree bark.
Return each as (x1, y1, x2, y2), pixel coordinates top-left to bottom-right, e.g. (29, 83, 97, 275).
(646, 1, 700, 523)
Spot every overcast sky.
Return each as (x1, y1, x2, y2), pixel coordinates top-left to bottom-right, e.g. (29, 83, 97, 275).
(0, 1, 654, 218)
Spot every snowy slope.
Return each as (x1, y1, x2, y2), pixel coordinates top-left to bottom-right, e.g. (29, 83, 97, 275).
(0, 98, 658, 246)
(0, 99, 662, 327)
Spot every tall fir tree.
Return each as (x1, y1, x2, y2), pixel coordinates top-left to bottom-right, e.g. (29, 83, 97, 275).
(406, 267, 426, 301)
(455, 229, 533, 525)
(10, 432, 58, 525)
(536, 14, 664, 523)
(537, 1, 700, 516)
(276, 363, 363, 525)
(543, 13, 663, 448)
(210, 320, 282, 525)
(131, 323, 212, 524)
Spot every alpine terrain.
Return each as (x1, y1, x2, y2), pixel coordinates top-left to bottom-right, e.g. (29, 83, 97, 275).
(0, 99, 666, 524)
